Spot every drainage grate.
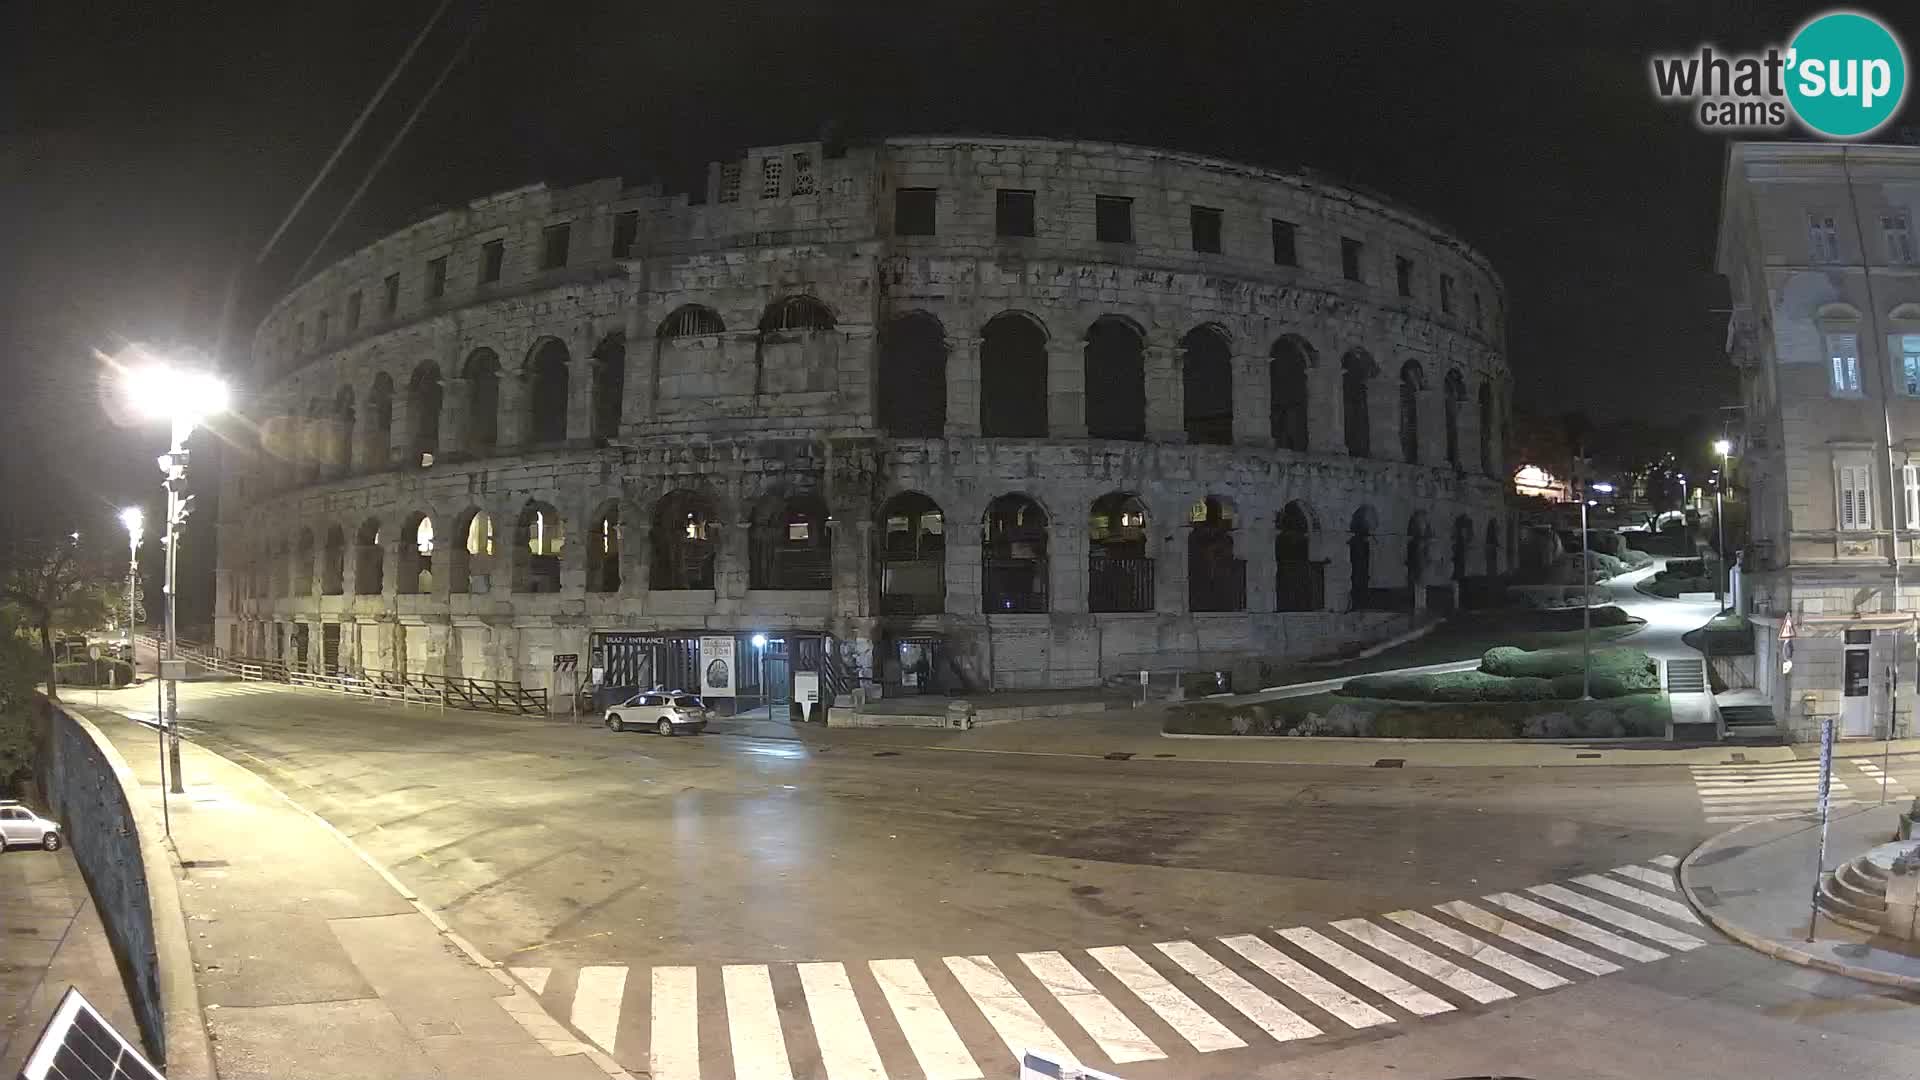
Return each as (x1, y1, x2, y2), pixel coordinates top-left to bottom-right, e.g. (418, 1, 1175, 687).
(1104, 751, 1135, 761)
(1374, 758, 1405, 768)
(180, 859, 230, 869)
(1153, 753, 1175, 758)
(1728, 752, 1748, 763)
(1576, 752, 1602, 759)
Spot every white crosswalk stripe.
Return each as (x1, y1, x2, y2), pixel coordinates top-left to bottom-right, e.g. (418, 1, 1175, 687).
(516, 857, 1704, 1077)
(1690, 760, 1864, 822)
(1649, 854, 1681, 868)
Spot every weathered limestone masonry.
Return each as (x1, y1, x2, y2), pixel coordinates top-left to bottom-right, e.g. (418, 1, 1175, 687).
(216, 136, 1514, 703)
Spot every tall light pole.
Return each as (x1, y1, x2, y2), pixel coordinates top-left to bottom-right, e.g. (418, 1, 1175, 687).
(1713, 439, 1732, 610)
(1582, 482, 1615, 701)
(124, 360, 229, 797)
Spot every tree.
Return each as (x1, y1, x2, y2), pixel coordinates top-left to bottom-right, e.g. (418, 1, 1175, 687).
(1, 524, 119, 703)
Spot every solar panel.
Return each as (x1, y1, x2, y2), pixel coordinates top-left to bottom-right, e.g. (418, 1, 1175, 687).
(15, 988, 165, 1080)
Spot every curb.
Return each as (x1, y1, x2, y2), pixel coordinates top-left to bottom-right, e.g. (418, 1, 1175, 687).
(1678, 817, 1920, 993)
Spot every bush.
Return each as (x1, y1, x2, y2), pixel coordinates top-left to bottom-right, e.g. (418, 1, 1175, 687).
(52, 660, 133, 688)
(1344, 670, 1560, 702)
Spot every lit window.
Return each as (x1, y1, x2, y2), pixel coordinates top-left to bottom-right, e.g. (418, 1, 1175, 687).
(1809, 213, 1841, 263)
(1828, 333, 1861, 396)
(788, 521, 811, 541)
(415, 518, 435, 557)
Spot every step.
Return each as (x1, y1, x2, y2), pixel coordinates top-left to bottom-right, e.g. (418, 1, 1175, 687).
(1833, 860, 1888, 910)
(1720, 705, 1776, 729)
(1817, 875, 1884, 931)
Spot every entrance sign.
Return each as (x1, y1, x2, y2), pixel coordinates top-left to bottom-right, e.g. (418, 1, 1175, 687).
(794, 671, 821, 722)
(699, 635, 736, 698)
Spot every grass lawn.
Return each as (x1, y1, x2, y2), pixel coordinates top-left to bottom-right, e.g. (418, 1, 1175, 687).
(1166, 690, 1671, 739)
(1258, 607, 1644, 686)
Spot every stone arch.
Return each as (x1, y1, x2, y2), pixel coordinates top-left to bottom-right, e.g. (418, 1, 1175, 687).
(398, 511, 435, 594)
(408, 361, 443, 463)
(1444, 369, 1466, 467)
(980, 312, 1049, 438)
(330, 386, 356, 478)
(525, 338, 570, 445)
(749, 492, 833, 591)
(366, 372, 394, 470)
(1452, 513, 1475, 581)
(302, 398, 327, 483)
(354, 517, 385, 595)
(461, 349, 500, 455)
(1188, 495, 1244, 611)
(758, 295, 836, 333)
(321, 523, 346, 595)
(1182, 325, 1234, 446)
(1399, 359, 1426, 464)
(1270, 335, 1314, 452)
(982, 492, 1049, 612)
(877, 312, 948, 438)
(270, 535, 290, 598)
(1348, 506, 1376, 606)
(585, 499, 622, 593)
(657, 304, 725, 339)
(876, 491, 946, 614)
(652, 490, 718, 591)
(591, 332, 626, 443)
(1084, 317, 1146, 441)
(1406, 509, 1432, 587)
(1089, 491, 1151, 612)
(1478, 379, 1495, 475)
(448, 508, 495, 594)
(1485, 518, 1502, 576)
(512, 501, 565, 593)
(1342, 350, 1375, 457)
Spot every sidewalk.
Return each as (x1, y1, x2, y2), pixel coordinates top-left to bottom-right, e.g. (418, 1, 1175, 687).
(1681, 803, 1920, 989)
(0, 844, 140, 1077)
(70, 704, 620, 1080)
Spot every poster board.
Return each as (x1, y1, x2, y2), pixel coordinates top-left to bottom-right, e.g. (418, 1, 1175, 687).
(699, 635, 736, 698)
(794, 671, 821, 721)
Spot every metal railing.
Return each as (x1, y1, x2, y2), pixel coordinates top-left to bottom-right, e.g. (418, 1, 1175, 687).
(1089, 556, 1154, 612)
(140, 635, 548, 716)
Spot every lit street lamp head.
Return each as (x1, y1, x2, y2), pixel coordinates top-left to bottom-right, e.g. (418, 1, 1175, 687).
(1714, 438, 1732, 456)
(123, 362, 230, 438)
(118, 507, 144, 545)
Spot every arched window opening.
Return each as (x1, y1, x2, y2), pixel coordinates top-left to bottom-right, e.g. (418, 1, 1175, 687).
(1399, 361, 1424, 463)
(1453, 515, 1475, 581)
(586, 502, 621, 593)
(303, 400, 326, 483)
(1444, 370, 1466, 467)
(321, 525, 346, 595)
(1343, 352, 1373, 457)
(354, 518, 384, 595)
(591, 333, 626, 443)
(1406, 511, 1431, 589)
(657, 304, 725, 339)
(1188, 496, 1244, 612)
(1276, 502, 1323, 611)
(877, 314, 948, 437)
(331, 387, 356, 479)
(513, 503, 565, 593)
(750, 495, 833, 591)
(1478, 380, 1495, 475)
(1485, 519, 1502, 576)
(876, 493, 945, 614)
(1089, 493, 1151, 612)
(980, 313, 1048, 438)
(1084, 318, 1145, 441)
(526, 340, 570, 445)
(366, 374, 394, 470)
(759, 295, 836, 333)
(271, 538, 290, 599)
(397, 513, 434, 594)
(1348, 508, 1375, 609)
(983, 494, 1048, 612)
(1182, 327, 1234, 446)
(409, 362, 443, 464)
(652, 491, 717, 591)
(1270, 337, 1312, 452)
(462, 350, 499, 455)
(448, 510, 494, 594)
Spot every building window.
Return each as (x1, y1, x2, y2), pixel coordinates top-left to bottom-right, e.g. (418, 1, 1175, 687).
(996, 189, 1036, 237)
(1096, 195, 1133, 243)
(1395, 256, 1413, 298)
(1190, 206, 1222, 254)
(346, 291, 362, 332)
(894, 187, 936, 236)
(718, 162, 742, 203)
(295, 320, 306, 350)
(760, 157, 783, 199)
(790, 152, 815, 196)
(426, 256, 447, 300)
(1905, 463, 1920, 528)
(1342, 237, 1364, 282)
(382, 273, 400, 317)
(1440, 274, 1455, 314)
(1839, 461, 1873, 531)
(1902, 334, 1920, 396)
(612, 212, 638, 257)
(1828, 332, 1862, 396)
(541, 224, 570, 270)
(1809, 213, 1841, 263)
(1885, 213, 1916, 264)
(1272, 220, 1297, 266)
(317, 310, 330, 342)
(480, 239, 504, 283)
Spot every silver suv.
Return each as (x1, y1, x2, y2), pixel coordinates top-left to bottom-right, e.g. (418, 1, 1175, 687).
(0, 801, 62, 851)
(605, 690, 711, 736)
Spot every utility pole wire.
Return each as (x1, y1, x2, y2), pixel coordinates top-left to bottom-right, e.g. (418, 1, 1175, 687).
(290, 11, 485, 285)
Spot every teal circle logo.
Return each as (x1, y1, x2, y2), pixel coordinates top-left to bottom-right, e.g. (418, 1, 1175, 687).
(1786, 11, 1908, 138)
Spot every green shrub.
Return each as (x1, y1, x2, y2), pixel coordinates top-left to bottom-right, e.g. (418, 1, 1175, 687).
(52, 660, 133, 688)
(1344, 670, 1560, 702)
(1372, 710, 1517, 739)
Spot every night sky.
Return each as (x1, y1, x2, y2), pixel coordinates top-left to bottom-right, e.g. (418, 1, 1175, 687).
(3, 0, 1915, 519)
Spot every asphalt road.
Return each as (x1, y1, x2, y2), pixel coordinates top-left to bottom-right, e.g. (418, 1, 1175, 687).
(88, 681, 1920, 1080)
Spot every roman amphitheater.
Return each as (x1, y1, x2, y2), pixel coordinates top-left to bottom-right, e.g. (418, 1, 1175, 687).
(215, 135, 1514, 712)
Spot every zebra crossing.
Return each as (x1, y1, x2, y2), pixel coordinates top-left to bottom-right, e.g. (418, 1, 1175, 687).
(507, 855, 1703, 1079)
(1690, 757, 1912, 823)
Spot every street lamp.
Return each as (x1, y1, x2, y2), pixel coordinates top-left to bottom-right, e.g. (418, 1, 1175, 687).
(122, 359, 229, 796)
(1713, 439, 1733, 609)
(1582, 482, 1615, 700)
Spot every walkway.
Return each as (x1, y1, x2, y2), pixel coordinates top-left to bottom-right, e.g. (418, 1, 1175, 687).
(1602, 563, 1721, 733)
(0, 843, 139, 1077)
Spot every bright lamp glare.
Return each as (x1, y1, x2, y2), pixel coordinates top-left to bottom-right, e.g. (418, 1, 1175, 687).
(126, 365, 230, 424)
(1592, 482, 1614, 493)
(1714, 439, 1732, 455)
(751, 633, 769, 648)
(118, 507, 144, 532)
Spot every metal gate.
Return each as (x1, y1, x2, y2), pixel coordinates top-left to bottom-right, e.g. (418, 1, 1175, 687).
(321, 623, 342, 674)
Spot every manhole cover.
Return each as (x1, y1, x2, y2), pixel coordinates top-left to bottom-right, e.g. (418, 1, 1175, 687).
(1576, 752, 1602, 759)
(1104, 752, 1135, 761)
(1374, 758, 1405, 768)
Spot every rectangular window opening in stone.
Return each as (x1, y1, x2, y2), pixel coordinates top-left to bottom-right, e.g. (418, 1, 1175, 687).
(1271, 219, 1297, 266)
(295, 320, 306, 350)
(760, 157, 783, 199)
(996, 189, 1036, 237)
(1838, 459, 1872, 531)
(1096, 195, 1133, 243)
(1904, 462, 1919, 527)
(541, 223, 571, 270)
(894, 187, 936, 236)
(346, 291, 361, 332)
(1903, 334, 1920, 396)
(317, 310, 330, 342)
(1827, 332, 1860, 396)
(382, 273, 400, 317)
(1885, 212, 1916, 264)
(1473, 290, 1484, 328)
(1394, 255, 1413, 297)
(1342, 237, 1364, 282)
(481, 239, 505, 283)
(1808, 212, 1841, 263)
(718, 162, 742, 203)
(612, 211, 638, 257)
(790, 152, 815, 196)
(1440, 274, 1455, 314)
(426, 256, 447, 300)
(1191, 205, 1222, 253)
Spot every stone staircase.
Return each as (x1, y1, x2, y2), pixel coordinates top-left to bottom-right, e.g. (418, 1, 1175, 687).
(1664, 658, 1719, 741)
(1817, 840, 1920, 932)
(1665, 658, 1707, 693)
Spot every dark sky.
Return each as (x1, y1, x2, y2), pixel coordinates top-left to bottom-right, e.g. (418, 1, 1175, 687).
(3, 0, 1915, 518)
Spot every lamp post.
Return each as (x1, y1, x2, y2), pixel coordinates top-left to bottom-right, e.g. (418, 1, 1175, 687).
(1713, 439, 1732, 610)
(123, 360, 228, 797)
(1582, 482, 1615, 700)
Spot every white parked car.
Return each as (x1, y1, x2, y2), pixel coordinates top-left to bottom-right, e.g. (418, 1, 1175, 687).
(605, 690, 711, 736)
(0, 800, 62, 851)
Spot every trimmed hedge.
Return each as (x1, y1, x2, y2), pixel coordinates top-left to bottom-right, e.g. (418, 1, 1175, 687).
(1340, 644, 1658, 703)
(1345, 670, 1560, 702)
(1164, 694, 1669, 739)
(53, 660, 133, 688)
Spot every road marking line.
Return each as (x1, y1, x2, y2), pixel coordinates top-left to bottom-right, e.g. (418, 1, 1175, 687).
(1610, 865, 1677, 891)
(571, 965, 625, 1054)
(1086, 946, 1244, 1053)
(1485, 893, 1666, 962)
(1708, 813, 1810, 823)
(1383, 910, 1569, 990)
(1274, 927, 1453, 1016)
(1152, 940, 1321, 1043)
(723, 964, 795, 1080)
(1573, 874, 1700, 923)
(1698, 790, 1836, 803)
(1694, 782, 1826, 793)
(944, 955, 1072, 1064)
(1436, 901, 1620, 976)
(1329, 919, 1514, 1004)
(1018, 951, 1164, 1063)
(1648, 855, 1680, 869)
(798, 962, 887, 1080)
(869, 959, 981, 1080)
(1218, 933, 1394, 1028)
(1529, 884, 1705, 951)
(510, 966, 551, 995)
(651, 967, 700, 1080)
(1691, 764, 1821, 775)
